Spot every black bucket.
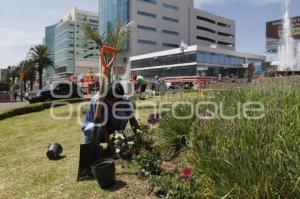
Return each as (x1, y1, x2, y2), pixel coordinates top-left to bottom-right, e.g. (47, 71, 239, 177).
(47, 142, 63, 160)
(91, 158, 116, 189)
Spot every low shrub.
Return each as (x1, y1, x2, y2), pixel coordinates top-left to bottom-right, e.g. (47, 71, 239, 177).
(133, 150, 161, 177)
(111, 125, 156, 160)
(155, 103, 195, 154)
(0, 98, 83, 121)
(150, 173, 200, 199)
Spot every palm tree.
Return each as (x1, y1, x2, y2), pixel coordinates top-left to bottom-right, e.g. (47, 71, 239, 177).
(2, 66, 12, 87)
(20, 60, 36, 91)
(9, 66, 21, 89)
(84, 19, 132, 82)
(30, 45, 54, 89)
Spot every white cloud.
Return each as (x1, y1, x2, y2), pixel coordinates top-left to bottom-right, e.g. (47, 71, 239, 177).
(194, 0, 282, 8)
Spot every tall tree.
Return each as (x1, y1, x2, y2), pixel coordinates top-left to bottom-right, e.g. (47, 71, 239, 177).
(9, 66, 21, 89)
(20, 60, 36, 91)
(2, 66, 12, 87)
(84, 19, 132, 82)
(30, 45, 54, 89)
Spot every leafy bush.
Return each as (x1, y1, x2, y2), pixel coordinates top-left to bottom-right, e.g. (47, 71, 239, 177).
(135, 124, 156, 150)
(150, 174, 200, 199)
(111, 125, 155, 160)
(134, 150, 161, 177)
(186, 86, 300, 198)
(0, 98, 83, 120)
(155, 103, 195, 153)
(112, 131, 134, 160)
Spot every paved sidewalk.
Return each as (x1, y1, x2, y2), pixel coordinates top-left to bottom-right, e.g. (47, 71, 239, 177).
(0, 102, 29, 112)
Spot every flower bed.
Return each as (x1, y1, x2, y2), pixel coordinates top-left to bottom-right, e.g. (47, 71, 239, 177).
(131, 79, 300, 199)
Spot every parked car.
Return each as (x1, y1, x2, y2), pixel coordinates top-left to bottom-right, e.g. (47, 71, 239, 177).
(166, 85, 181, 94)
(25, 82, 81, 103)
(183, 83, 194, 90)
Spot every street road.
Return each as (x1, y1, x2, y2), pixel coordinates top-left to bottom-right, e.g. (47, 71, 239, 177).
(0, 102, 29, 112)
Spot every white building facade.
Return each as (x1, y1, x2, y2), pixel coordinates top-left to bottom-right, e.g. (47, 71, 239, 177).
(99, 0, 236, 65)
(130, 45, 266, 79)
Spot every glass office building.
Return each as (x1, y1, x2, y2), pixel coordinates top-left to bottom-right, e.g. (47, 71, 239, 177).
(130, 45, 266, 78)
(44, 24, 57, 77)
(44, 8, 99, 78)
(54, 20, 75, 75)
(99, 0, 129, 33)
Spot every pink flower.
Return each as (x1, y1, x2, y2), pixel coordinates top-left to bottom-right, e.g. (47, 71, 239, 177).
(181, 167, 192, 180)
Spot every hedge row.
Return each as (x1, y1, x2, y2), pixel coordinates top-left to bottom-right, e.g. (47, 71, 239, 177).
(0, 98, 84, 121)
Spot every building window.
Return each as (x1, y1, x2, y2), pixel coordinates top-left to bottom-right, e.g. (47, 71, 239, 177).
(197, 36, 216, 43)
(162, 16, 179, 23)
(219, 55, 225, 65)
(162, 29, 179, 35)
(205, 53, 212, 64)
(197, 26, 216, 34)
(196, 16, 215, 24)
(138, 25, 157, 31)
(218, 32, 234, 37)
(140, 0, 157, 4)
(165, 56, 172, 65)
(89, 19, 99, 24)
(187, 53, 197, 62)
(218, 41, 234, 46)
(137, 11, 157, 18)
(162, 43, 179, 48)
(198, 52, 205, 63)
(162, 3, 179, 10)
(138, 39, 157, 45)
(225, 56, 232, 65)
(212, 54, 219, 64)
(55, 66, 67, 74)
(217, 22, 230, 27)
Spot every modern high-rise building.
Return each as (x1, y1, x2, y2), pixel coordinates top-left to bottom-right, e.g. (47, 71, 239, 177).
(44, 8, 100, 79)
(99, 0, 266, 80)
(99, 0, 236, 61)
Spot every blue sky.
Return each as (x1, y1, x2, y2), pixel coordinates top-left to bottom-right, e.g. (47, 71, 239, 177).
(0, 0, 299, 68)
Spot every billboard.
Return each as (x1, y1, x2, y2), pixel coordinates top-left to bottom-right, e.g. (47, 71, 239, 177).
(266, 16, 300, 53)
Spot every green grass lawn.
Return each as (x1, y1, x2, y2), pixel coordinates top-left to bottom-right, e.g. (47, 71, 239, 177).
(0, 103, 155, 199)
(1, 77, 299, 199)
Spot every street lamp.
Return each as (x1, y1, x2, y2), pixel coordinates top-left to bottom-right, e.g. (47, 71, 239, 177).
(20, 45, 34, 101)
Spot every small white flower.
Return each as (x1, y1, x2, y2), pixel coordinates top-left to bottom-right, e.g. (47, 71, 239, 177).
(120, 134, 125, 140)
(127, 141, 134, 145)
(115, 134, 121, 139)
(116, 149, 121, 153)
(99, 143, 108, 149)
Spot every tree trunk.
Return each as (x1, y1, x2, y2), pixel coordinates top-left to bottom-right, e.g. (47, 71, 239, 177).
(30, 79, 33, 91)
(23, 81, 26, 92)
(38, 68, 43, 89)
(12, 77, 16, 88)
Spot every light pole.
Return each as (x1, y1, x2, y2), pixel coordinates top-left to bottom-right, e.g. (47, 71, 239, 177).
(20, 45, 34, 101)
